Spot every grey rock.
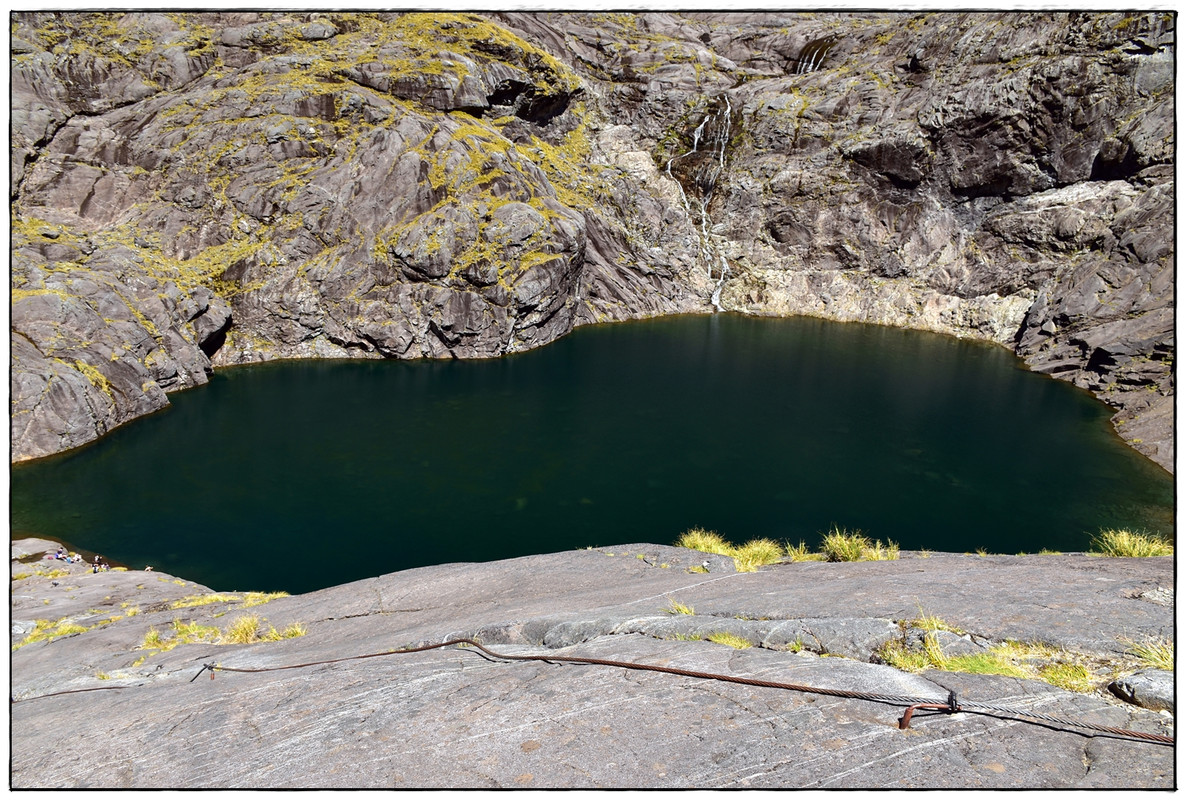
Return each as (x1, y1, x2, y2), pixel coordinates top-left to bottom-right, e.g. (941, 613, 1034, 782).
(1110, 669, 1175, 712)
(905, 627, 987, 657)
(9, 539, 1175, 788)
(799, 617, 900, 660)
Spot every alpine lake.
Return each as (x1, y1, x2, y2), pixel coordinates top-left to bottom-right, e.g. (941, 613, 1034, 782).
(11, 314, 1174, 595)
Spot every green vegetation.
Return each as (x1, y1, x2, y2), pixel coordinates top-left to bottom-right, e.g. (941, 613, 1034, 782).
(240, 591, 291, 607)
(138, 614, 307, 653)
(12, 610, 132, 650)
(878, 633, 1110, 693)
(1038, 662, 1095, 693)
(675, 528, 785, 573)
(675, 526, 901, 569)
(784, 540, 824, 562)
(732, 538, 785, 572)
(1089, 528, 1173, 557)
(169, 590, 289, 610)
(663, 597, 695, 616)
(170, 593, 248, 609)
(12, 618, 89, 650)
(706, 631, 753, 649)
(909, 606, 964, 635)
(222, 614, 268, 644)
(12, 7, 600, 338)
(819, 527, 899, 562)
(1123, 636, 1174, 671)
(675, 528, 733, 556)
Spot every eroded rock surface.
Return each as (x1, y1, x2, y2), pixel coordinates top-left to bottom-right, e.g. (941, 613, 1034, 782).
(10, 539, 1175, 788)
(11, 12, 1173, 467)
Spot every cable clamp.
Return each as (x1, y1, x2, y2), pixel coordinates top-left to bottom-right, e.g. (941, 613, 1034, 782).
(190, 663, 217, 683)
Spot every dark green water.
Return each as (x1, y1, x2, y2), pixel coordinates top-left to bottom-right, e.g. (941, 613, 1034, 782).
(11, 315, 1173, 594)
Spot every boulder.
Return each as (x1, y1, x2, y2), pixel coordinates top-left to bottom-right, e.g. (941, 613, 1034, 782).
(1110, 669, 1175, 712)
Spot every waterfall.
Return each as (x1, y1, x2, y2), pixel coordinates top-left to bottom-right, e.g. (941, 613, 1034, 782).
(664, 95, 733, 312)
(795, 38, 836, 74)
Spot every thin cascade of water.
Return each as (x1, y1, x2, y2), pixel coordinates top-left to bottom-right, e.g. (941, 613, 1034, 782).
(664, 95, 733, 312)
(795, 38, 835, 74)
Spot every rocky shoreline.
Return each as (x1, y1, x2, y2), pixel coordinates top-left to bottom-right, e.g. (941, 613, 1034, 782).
(10, 11, 1174, 470)
(11, 536, 1174, 788)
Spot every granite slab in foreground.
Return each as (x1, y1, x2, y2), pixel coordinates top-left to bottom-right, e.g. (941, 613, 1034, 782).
(10, 540, 1175, 788)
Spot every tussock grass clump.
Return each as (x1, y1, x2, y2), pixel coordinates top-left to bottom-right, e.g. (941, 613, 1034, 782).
(1089, 529, 1173, 557)
(733, 538, 784, 572)
(663, 597, 695, 616)
(675, 528, 785, 572)
(878, 635, 1102, 692)
(880, 635, 1028, 680)
(12, 618, 89, 650)
(820, 528, 869, 562)
(1124, 636, 1174, 671)
(820, 527, 899, 562)
(141, 627, 167, 650)
(139, 619, 220, 652)
(220, 614, 307, 644)
(865, 539, 900, 561)
(675, 528, 734, 556)
(784, 540, 825, 562)
(707, 632, 753, 649)
(1038, 662, 1095, 693)
(910, 607, 964, 635)
(675, 526, 899, 569)
(241, 591, 291, 608)
(943, 651, 1031, 679)
(222, 614, 266, 644)
(139, 615, 306, 652)
(171, 593, 243, 610)
(279, 623, 307, 639)
(169, 591, 290, 611)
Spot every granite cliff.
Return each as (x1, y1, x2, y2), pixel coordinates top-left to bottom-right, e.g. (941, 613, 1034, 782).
(10, 11, 1174, 468)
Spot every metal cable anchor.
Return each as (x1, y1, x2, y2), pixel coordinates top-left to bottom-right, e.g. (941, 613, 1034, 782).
(899, 690, 959, 730)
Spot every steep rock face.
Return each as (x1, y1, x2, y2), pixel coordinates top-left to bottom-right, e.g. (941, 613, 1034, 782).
(10, 11, 1174, 469)
(503, 10, 1174, 469)
(10, 11, 708, 461)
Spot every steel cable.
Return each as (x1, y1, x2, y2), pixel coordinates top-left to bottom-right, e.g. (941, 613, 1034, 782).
(957, 700, 1175, 745)
(11, 638, 1173, 746)
(192, 637, 1173, 746)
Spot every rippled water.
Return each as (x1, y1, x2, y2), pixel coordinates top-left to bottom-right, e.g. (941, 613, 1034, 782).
(11, 315, 1173, 594)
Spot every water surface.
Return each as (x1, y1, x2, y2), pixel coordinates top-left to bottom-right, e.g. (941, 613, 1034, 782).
(11, 315, 1173, 593)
